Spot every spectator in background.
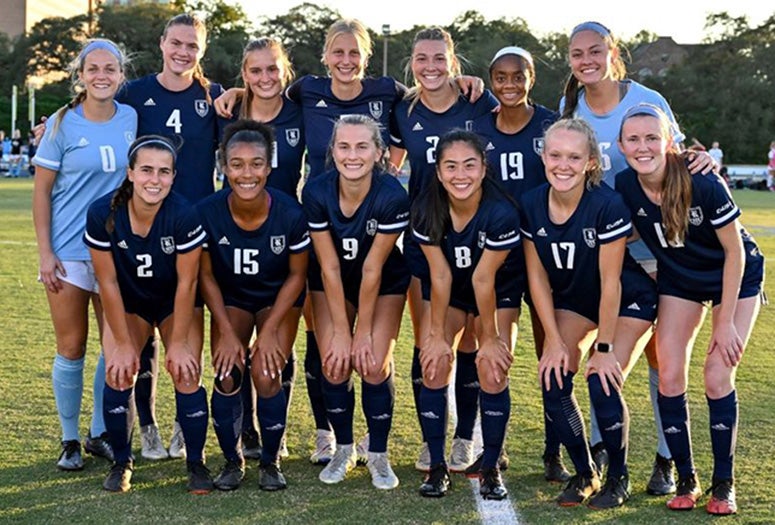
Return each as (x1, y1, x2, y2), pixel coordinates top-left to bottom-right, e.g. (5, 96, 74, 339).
(9, 129, 23, 177)
(708, 141, 724, 171)
(767, 141, 775, 191)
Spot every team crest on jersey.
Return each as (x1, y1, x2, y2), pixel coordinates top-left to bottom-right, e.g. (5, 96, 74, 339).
(533, 138, 544, 155)
(285, 128, 300, 147)
(161, 236, 175, 255)
(583, 228, 597, 248)
(125, 131, 135, 144)
(369, 101, 383, 119)
(194, 99, 209, 118)
(688, 207, 704, 226)
(477, 231, 487, 249)
(270, 235, 286, 254)
(366, 219, 378, 236)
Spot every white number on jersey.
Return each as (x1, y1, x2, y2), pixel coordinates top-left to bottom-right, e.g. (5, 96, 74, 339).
(99, 146, 117, 173)
(166, 109, 182, 134)
(425, 136, 440, 164)
(233, 248, 260, 275)
(136, 254, 153, 277)
(653, 222, 684, 248)
(271, 140, 278, 169)
(343, 238, 359, 260)
(454, 246, 472, 268)
(550, 242, 576, 270)
(499, 151, 524, 181)
(598, 142, 612, 172)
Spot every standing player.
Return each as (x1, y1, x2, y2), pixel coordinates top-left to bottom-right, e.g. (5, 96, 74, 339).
(521, 119, 657, 508)
(391, 27, 498, 473)
(32, 38, 136, 471)
(302, 115, 409, 490)
(412, 130, 520, 499)
(616, 104, 764, 515)
(84, 135, 210, 493)
(198, 120, 309, 491)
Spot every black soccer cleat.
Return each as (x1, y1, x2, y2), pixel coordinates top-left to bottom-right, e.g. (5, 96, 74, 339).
(419, 463, 451, 498)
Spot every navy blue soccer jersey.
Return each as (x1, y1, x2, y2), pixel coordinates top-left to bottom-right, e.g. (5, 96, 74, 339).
(118, 76, 224, 203)
(391, 90, 499, 201)
(228, 97, 305, 199)
(520, 183, 633, 314)
(302, 169, 410, 292)
(472, 104, 557, 201)
(197, 188, 310, 310)
(84, 191, 207, 313)
(286, 75, 407, 177)
(615, 168, 762, 296)
(413, 188, 521, 309)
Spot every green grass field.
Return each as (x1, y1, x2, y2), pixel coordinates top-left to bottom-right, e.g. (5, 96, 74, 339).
(1, 177, 773, 524)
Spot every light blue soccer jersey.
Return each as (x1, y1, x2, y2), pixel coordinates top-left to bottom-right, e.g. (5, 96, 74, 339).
(560, 80, 684, 187)
(33, 102, 137, 260)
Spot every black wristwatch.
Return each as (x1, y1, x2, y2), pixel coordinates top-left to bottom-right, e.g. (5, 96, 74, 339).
(595, 342, 613, 353)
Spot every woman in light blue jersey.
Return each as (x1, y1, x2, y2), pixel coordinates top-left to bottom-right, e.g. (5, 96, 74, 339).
(32, 38, 136, 472)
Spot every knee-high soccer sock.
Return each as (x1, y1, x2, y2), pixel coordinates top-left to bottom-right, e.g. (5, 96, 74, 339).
(258, 389, 287, 465)
(89, 351, 107, 437)
(708, 390, 737, 481)
(362, 375, 395, 453)
(420, 385, 448, 466)
(411, 346, 426, 439)
(103, 384, 135, 464)
(542, 372, 594, 475)
(52, 354, 84, 442)
(240, 355, 257, 435)
(658, 392, 695, 478)
(282, 351, 296, 415)
(454, 351, 479, 441)
(304, 331, 331, 432)
(588, 400, 602, 447)
(176, 387, 209, 464)
(480, 388, 510, 470)
(588, 374, 629, 479)
(134, 337, 157, 427)
(321, 377, 355, 446)
(543, 400, 562, 457)
(211, 389, 243, 463)
(650, 366, 671, 458)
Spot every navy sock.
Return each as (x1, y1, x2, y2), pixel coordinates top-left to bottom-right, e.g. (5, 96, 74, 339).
(282, 351, 296, 413)
(658, 392, 695, 478)
(362, 375, 395, 453)
(52, 354, 84, 442)
(103, 384, 135, 464)
(321, 376, 354, 445)
(304, 331, 331, 431)
(411, 346, 426, 440)
(454, 351, 479, 440)
(134, 337, 157, 427)
(258, 389, 287, 465)
(419, 385, 448, 466)
(708, 390, 737, 481)
(543, 403, 562, 457)
(176, 387, 209, 463)
(480, 388, 510, 470)
(240, 354, 257, 435)
(542, 371, 593, 475)
(588, 374, 629, 479)
(211, 389, 243, 463)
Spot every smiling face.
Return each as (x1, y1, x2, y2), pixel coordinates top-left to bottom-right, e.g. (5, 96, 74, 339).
(436, 140, 486, 203)
(224, 141, 271, 200)
(490, 55, 533, 108)
(618, 115, 671, 179)
(128, 148, 175, 207)
(411, 39, 453, 93)
(78, 48, 123, 103)
(568, 29, 617, 85)
(242, 47, 286, 101)
(160, 23, 206, 78)
(323, 32, 366, 86)
(542, 128, 594, 195)
(332, 123, 382, 182)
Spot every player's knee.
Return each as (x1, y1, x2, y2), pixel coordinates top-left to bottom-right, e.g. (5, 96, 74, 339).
(214, 365, 242, 395)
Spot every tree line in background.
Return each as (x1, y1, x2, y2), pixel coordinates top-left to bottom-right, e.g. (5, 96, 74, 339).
(0, 1, 773, 163)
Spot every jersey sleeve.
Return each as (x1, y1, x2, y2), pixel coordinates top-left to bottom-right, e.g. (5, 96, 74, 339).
(83, 199, 112, 251)
(389, 102, 405, 148)
(31, 113, 66, 170)
(288, 207, 311, 253)
(518, 194, 536, 241)
(175, 206, 207, 254)
(301, 180, 329, 232)
(700, 174, 741, 229)
(598, 193, 633, 244)
(484, 200, 521, 251)
(376, 179, 410, 235)
(285, 76, 306, 104)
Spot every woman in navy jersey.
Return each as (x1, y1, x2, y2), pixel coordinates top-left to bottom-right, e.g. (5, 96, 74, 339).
(391, 26, 499, 474)
(521, 118, 657, 509)
(198, 120, 309, 492)
(302, 115, 410, 490)
(411, 130, 520, 499)
(32, 38, 136, 471)
(615, 104, 764, 515)
(227, 36, 306, 463)
(84, 135, 210, 493)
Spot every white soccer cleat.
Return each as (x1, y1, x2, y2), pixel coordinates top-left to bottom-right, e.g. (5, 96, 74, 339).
(448, 437, 475, 472)
(367, 451, 399, 490)
(140, 424, 169, 460)
(168, 421, 187, 459)
(319, 444, 356, 484)
(414, 442, 431, 472)
(355, 433, 369, 465)
(309, 429, 336, 465)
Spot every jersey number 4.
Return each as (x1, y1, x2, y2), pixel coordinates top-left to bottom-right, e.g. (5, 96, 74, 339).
(166, 109, 183, 134)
